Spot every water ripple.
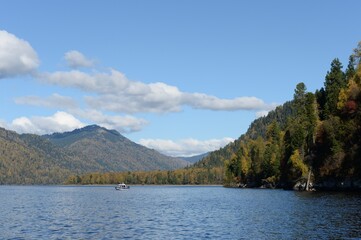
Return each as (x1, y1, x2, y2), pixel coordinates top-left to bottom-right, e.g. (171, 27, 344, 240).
(1, 186, 361, 239)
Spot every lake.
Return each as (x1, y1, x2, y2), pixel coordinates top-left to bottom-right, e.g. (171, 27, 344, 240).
(1, 186, 361, 239)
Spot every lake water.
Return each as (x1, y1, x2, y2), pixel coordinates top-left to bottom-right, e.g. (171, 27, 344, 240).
(1, 186, 361, 239)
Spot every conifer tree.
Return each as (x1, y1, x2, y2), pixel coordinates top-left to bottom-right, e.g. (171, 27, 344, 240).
(324, 58, 346, 117)
(345, 55, 356, 81)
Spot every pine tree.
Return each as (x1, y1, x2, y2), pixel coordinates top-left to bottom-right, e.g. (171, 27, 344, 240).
(353, 41, 361, 66)
(324, 58, 346, 117)
(315, 87, 326, 120)
(345, 55, 356, 81)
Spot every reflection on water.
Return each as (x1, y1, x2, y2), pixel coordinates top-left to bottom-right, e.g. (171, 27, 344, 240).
(1, 186, 361, 239)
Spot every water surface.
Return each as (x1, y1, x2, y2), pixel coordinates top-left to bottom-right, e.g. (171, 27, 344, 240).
(1, 186, 361, 239)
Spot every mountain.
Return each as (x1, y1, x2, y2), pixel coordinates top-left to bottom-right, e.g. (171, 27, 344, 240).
(43, 125, 189, 172)
(0, 127, 74, 184)
(180, 152, 209, 164)
(0, 125, 189, 184)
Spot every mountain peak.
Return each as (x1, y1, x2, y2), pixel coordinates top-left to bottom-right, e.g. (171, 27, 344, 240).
(82, 124, 102, 131)
(1, 125, 189, 184)
(45, 125, 122, 140)
(43, 124, 189, 172)
(43, 125, 116, 148)
(80, 125, 122, 137)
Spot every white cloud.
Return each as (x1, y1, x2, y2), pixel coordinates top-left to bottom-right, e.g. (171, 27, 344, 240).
(13, 93, 149, 133)
(10, 117, 36, 133)
(64, 50, 94, 68)
(0, 119, 7, 129)
(15, 93, 78, 109)
(84, 81, 183, 113)
(73, 109, 148, 133)
(3, 110, 147, 135)
(184, 93, 268, 111)
(0, 30, 39, 78)
(8, 111, 85, 135)
(139, 137, 234, 157)
(0, 32, 277, 137)
(38, 68, 273, 113)
(12, 94, 148, 133)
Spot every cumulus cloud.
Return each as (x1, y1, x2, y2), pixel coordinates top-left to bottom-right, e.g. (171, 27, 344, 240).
(0, 30, 39, 78)
(0, 32, 276, 136)
(7, 111, 85, 135)
(139, 137, 234, 157)
(37, 69, 127, 93)
(14, 93, 149, 133)
(84, 81, 183, 113)
(64, 50, 94, 68)
(73, 109, 148, 133)
(38, 69, 273, 113)
(3, 110, 147, 135)
(15, 93, 78, 109)
(184, 93, 268, 111)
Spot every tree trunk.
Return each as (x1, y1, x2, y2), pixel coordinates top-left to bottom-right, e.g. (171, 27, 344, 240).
(306, 168, 312, 191)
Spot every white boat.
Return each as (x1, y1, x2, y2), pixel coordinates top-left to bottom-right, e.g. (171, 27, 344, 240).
(115, 183, 130, 190)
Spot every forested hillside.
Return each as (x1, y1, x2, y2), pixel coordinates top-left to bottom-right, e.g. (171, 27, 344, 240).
(0, 128, 73, 184)
(0, 125, 189, 184)
(44, 125, 189, 172)
(197, 42, 361, 190)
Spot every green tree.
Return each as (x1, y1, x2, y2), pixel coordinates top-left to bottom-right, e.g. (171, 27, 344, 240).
(304, 92, 318, 153)
(324, 58, 346, 117)
(315, 87, 326, 120)
(263, 121, 282, 181)
(249, 137, 265, 185)
(289, 149, 308, 178)
(353, 41, 361, 66)
(345, 55, 356, 81)
(293, 82, 307, 115)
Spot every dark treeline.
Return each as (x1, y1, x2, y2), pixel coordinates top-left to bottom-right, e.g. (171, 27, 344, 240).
(66, 167, 224, 185)
(222, 42, 361, 190)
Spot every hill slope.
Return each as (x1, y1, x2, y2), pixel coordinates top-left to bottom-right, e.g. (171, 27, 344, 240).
(194, 101, 293, 169)
(44, 125, 189, 172)
(0, 128, 74, 184)
(0, 125, 189, 184)
(195, 51, 361, 190)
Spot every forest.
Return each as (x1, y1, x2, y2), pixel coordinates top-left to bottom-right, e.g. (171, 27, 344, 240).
(66, 167, 224, 185)
(222, 42, 361, 190)
(69, 42, 361, 190)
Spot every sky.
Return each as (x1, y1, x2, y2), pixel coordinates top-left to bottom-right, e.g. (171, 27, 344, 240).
(0, 1, 360, 157)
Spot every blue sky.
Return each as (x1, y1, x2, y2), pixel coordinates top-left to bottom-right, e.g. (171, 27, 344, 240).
(0, 1, 360, 156)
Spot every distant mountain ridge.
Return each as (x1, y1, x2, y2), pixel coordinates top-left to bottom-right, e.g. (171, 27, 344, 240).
(44, 125, 189, 172)
(0, 125, 189, 184)
(180, 152, 209, 164)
